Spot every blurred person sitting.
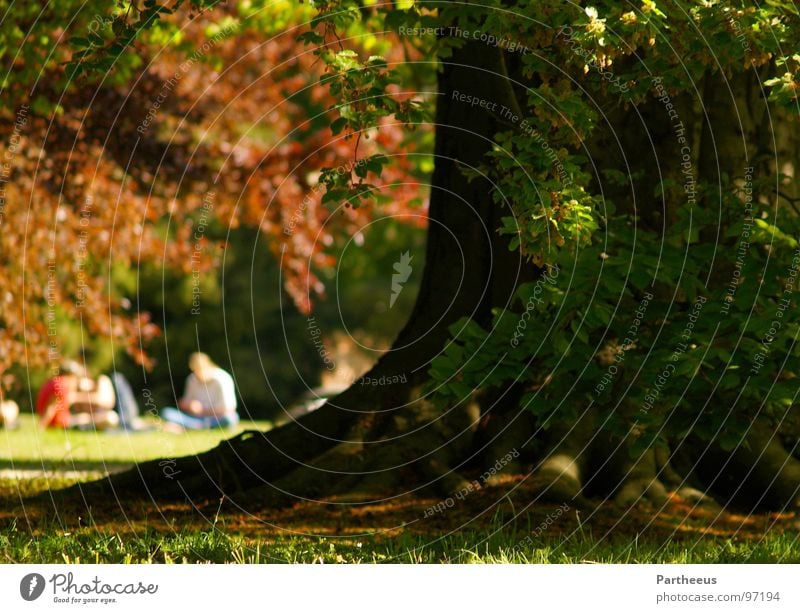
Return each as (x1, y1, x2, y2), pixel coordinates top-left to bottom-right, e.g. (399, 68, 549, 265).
(111, 372, 153, 431)
(0, 392, 19, 429)
(160, 352, 239, 430)
(36, 361, 119, 430)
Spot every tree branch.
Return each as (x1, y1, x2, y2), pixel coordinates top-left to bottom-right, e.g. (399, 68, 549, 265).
(495, 47, 524, 120)
(776, 189, 800, 216)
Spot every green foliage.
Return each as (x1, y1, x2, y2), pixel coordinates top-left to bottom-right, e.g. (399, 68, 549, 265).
(312, 46, 431, 208)
(382, 0, 800, 446)
(431, 173, 800, 447)
(7, 0, 800, 446)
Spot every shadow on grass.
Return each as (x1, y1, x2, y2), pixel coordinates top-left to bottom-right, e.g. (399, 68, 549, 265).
(0, 459, 133, 473)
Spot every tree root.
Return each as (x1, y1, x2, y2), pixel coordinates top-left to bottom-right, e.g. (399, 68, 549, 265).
(689, 421, 800, 511)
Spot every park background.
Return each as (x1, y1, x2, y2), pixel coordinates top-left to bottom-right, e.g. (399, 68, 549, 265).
(1, 0, 800, 563)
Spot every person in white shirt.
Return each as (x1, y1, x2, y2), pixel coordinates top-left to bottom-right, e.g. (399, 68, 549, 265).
(0, 391, 19, 429)
(161, 352, 239, 430)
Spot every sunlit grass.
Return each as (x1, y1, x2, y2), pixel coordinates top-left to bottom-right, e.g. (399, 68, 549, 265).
(1, 414, 271, 464)
(0, 415, 271, 497)
(1, 520, 797, 564)
(2, 415, 798, 564)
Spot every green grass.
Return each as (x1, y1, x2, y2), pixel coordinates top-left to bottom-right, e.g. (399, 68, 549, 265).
(1, 414, 271, 465)
(2, 414, 799, 564)
(0, 414, 271, 496)
(1, 520, 798, 564)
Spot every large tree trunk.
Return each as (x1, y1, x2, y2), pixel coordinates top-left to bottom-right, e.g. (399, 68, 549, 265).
(56, 40, 800, 514)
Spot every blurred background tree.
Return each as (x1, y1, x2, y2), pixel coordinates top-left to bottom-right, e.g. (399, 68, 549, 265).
(14, 0, 800, 513)
(0, 1, 432, 418)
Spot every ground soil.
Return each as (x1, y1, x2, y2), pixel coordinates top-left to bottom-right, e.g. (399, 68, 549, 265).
(4, 473, 797, 547)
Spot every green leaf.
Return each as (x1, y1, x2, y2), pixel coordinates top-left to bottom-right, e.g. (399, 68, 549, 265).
(330, 117, 348, 135)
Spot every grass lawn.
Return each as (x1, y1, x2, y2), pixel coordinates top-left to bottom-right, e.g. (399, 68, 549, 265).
(0, 415, 271, 497)
(3, 519, 799, 564)
(1, 414, 799, 563)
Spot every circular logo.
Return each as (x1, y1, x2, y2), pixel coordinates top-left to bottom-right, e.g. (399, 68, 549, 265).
(20, 573, 46, 601)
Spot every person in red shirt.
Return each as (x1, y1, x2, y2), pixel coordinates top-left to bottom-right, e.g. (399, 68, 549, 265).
(36, 361, 83, 428)
(36, 361, 118, 429)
